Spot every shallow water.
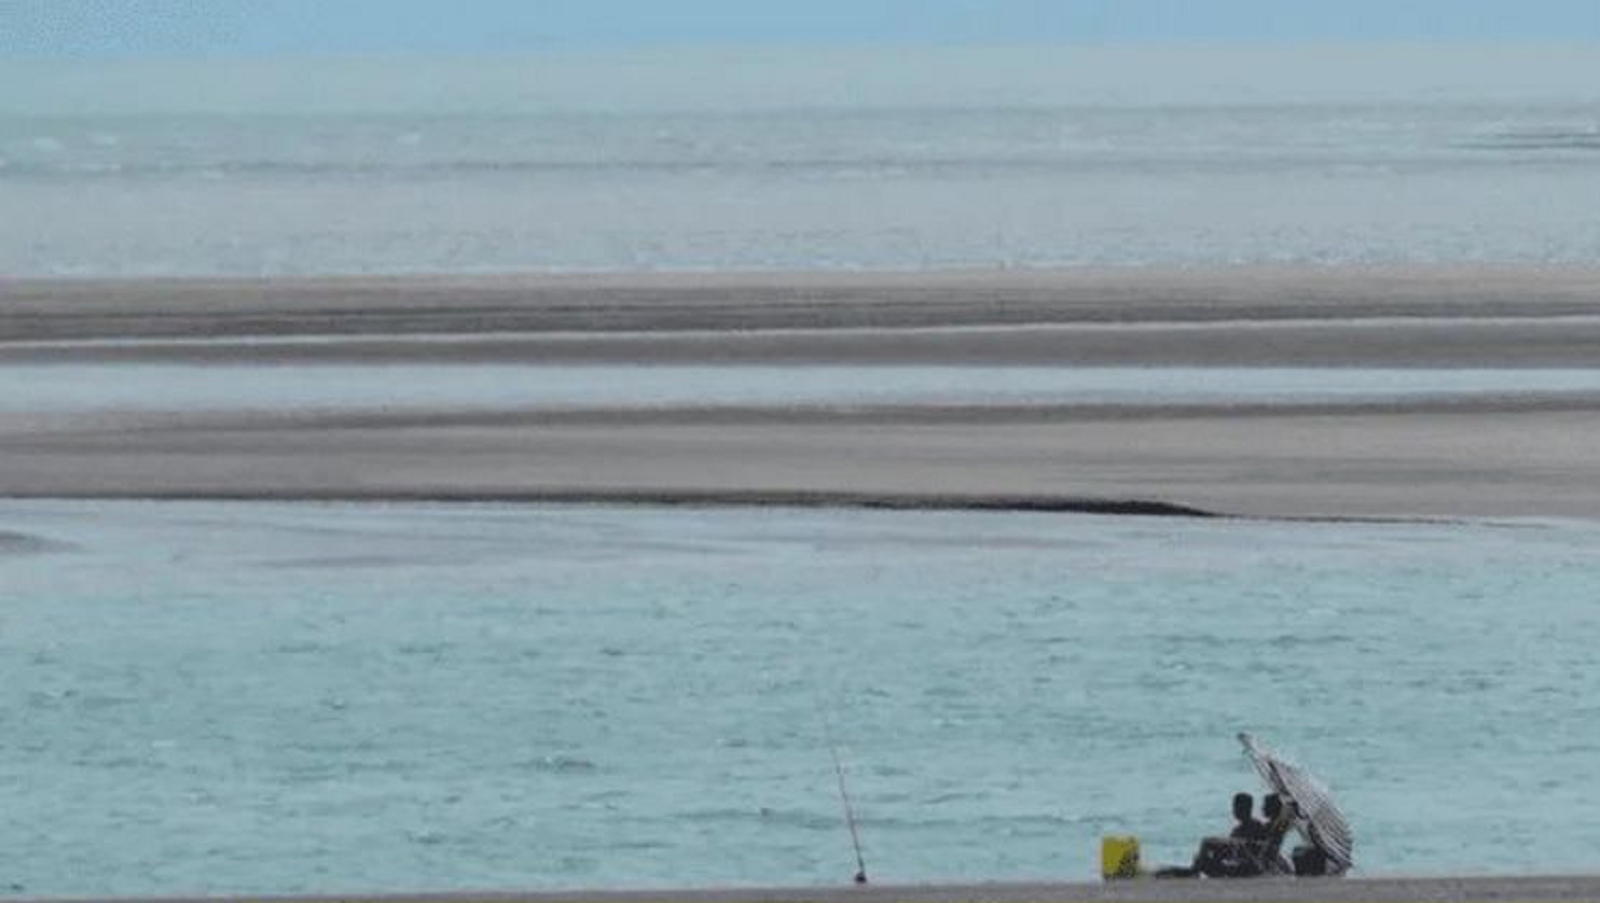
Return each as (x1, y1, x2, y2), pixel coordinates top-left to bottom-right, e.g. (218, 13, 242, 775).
(6, 364, 1600, 415)
(2, 501, 1598, 896)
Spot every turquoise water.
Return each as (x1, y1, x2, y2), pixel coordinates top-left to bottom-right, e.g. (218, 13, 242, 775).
(3, 501, 1598, 896)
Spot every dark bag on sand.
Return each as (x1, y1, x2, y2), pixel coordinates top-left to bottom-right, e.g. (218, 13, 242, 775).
(1293, 844, 1330, 876)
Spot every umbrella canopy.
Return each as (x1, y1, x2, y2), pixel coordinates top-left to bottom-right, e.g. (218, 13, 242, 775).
(1238, 733, 1354, 874)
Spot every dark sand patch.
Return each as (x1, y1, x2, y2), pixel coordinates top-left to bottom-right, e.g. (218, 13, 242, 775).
(0, 529, 76, 555)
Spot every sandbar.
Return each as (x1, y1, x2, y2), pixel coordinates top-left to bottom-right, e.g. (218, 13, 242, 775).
(3, 266, 1598, 520)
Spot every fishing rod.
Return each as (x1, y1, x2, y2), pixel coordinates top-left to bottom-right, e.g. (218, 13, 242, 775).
(823, 714, 869, 885)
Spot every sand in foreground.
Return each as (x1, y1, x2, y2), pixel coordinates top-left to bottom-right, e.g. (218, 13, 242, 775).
(3, 267, 1598, 520)
(26, 875, 1600, 903)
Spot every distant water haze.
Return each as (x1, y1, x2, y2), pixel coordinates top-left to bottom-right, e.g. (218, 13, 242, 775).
(3, 43, 1599, 275)
(7, 44, 1600, 114)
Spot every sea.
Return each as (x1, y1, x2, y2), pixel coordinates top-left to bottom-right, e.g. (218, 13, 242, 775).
(3, 43, 1600, 897)
(2, 44, 1599, 276)
(4, 501, 1600, 897)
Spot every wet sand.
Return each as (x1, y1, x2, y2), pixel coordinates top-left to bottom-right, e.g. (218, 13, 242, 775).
(3, 266, 1599, 520)
(7, 266, 1600, 340)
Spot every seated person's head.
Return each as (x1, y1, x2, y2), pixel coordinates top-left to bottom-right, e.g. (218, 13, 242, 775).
(1232, 792, 1254, 822)
(1262, 793, 1284, 821)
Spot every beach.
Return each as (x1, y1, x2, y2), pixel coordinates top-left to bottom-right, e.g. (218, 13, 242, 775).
(24, 875, 1600, 903)
(3, 266, 1599, 520)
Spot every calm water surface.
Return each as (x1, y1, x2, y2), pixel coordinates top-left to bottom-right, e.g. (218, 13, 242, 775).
(4, 47, 1599, 276)
(2, 501, 1598, 896)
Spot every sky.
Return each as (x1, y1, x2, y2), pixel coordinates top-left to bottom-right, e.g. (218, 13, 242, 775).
(6, 0, 1600, 58)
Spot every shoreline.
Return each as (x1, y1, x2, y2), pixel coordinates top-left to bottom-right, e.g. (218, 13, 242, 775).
(0, 489, 1225, 518)
(19, 874, 1600, 903)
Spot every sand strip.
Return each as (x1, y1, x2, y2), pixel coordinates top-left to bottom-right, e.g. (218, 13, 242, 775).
(5, 317, 1600, 367)
(23, 875, 1600, 903)
(4, 404, 1596, 520)
(6, 266, 1600, 341)
(3, 267, 1598, 520)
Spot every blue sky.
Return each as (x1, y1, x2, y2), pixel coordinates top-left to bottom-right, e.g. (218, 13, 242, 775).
(6, 0, 1600, 57)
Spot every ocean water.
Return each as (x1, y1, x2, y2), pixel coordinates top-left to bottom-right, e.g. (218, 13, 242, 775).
(3, 501, 1600, 896)
(4, 46, 1600, 276)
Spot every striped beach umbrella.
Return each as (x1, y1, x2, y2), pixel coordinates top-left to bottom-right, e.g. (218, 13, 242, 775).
(1238, 732, 1354, 874)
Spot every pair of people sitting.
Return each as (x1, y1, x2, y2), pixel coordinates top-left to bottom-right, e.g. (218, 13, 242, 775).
(1159, 791, 1292, 878)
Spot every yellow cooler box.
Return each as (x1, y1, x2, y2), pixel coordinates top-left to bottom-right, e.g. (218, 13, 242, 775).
(1101, 835, 1141, 880)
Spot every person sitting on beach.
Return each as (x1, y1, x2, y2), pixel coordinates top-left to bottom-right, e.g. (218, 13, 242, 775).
(1251, 792, 1296, 876)
(1158, 792, 1270, 878)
